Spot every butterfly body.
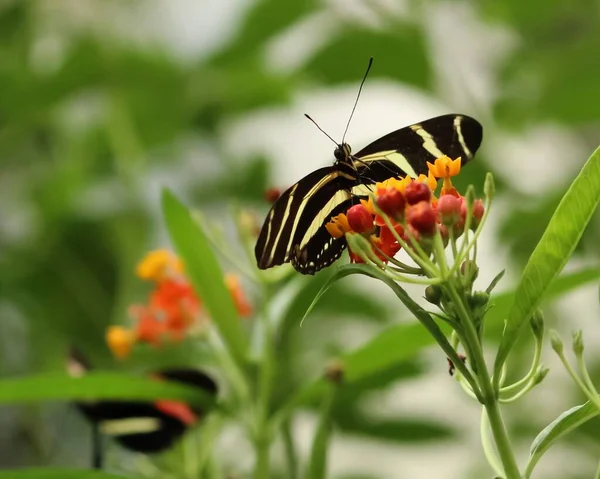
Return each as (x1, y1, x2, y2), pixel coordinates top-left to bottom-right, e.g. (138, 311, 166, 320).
(255, 114, 483, 275)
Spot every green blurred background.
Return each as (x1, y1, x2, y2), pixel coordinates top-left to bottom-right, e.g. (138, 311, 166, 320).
(1, 0, 599, 477)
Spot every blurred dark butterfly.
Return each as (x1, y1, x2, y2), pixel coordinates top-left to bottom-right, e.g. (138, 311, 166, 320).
(67, 350, 217, 467)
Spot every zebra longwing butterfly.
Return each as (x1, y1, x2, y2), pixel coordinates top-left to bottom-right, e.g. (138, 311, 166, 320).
(68, 350, 218, 461)
(254, 113, 483, 275)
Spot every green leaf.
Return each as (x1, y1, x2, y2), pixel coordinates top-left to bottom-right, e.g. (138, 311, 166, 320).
(0, 470, 132, 479)
(494, 146, 600, 380)
(304, 27, 429, 89)
(525, 401, 600, 478)
(486, 266, 600, 334)
(333, 413, 452, 443)
(162, 189, 247, 365)
(0, 373, 216, 408)
(343, 322, 445, 383)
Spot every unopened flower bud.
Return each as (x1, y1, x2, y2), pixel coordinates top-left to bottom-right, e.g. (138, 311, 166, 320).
(325, 359, 345, 384)
(264, 187, 281, 203)
(532, 365, 550, 386)
(404, 181, 431, 205)
(460, 197, 485, 230)
(572, 330, 584, 356)
(469, 291, 489, 310)
(529, 309, 544, 341)
(460, 260, 479, 282)
(550, 330, 564, 354)
(472, 199, 485, 228)
(425, 285, 442, 305)
(407, 201, 437, 236)
(347, 204, 374, 234)
(437, 194, 462, 225)
(376, 187, 406, 218)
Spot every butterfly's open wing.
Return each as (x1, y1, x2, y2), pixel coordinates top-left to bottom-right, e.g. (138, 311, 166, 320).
(255, 167, 355, 274)
(290, 188, 354, 274)
(354, 114, 483, 180)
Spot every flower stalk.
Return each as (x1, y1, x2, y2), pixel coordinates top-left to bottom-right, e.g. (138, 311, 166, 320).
(322, 157, 525, 478)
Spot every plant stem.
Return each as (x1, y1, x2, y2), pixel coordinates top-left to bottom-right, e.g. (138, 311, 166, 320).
(446, 284, 521, 478)
(483, 395, 520, 479)
(480, 408, 504, 477)
(305, 383, 336, 479)
(253, 300, 276, 478)
(253, 436, 271, 479)
(283, 419, 299, 479)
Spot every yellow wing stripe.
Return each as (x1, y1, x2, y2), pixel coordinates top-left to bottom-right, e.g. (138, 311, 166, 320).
(298, 189, 351, 250)
(356, 150, 418, 178)
(410, 124, 444, 159)
(283, 172, 341, 258)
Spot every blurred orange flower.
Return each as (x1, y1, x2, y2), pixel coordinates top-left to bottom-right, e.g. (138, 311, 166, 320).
(107, 249, 252, 359)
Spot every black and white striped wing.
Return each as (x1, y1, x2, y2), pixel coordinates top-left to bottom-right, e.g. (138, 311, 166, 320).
(354, 114, 483, 180)
(290, 191, 354, 274)
(255, 167, 354, 274)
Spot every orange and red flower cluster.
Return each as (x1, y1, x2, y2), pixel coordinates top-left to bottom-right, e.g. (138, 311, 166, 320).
(106, 249, 252, 359)
(325, 156, 484, 264)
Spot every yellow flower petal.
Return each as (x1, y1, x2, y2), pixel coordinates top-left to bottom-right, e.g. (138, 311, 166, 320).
(427, 156, 462, 179)
(106, 326, 136, 359)
(136, 249, 180, 282)
(325, 213, 351, 238)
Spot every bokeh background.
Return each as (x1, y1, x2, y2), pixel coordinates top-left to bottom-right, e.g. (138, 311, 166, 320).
(1, 0, 600, 477)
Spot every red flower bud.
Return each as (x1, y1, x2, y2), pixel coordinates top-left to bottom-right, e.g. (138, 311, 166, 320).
(460, 198, 485, 230)
(264, 187, 281, 203)
(347, 204, 374, 234)
(472, 199, 485, 228)
(437, 194, 462, 226)
(404, 181, 431, 205)
(376, 187, 406, 218)
(407, 201, 437, 236)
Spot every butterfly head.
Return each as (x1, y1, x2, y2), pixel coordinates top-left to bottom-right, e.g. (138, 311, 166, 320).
(334, 143, 352, 164)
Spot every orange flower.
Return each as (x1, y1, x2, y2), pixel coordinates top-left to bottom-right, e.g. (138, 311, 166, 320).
(106, 326, 136, 359)
(427, 156, 462, 197)
(325, 213, 352, 238)
(416, 171, 438, 191)
(131, 305, 166, 346)
(427, 156, 461, 179)
(151, 279, 200, 329)
(225, 274, 252, 317)
(136, 249, 183, 282)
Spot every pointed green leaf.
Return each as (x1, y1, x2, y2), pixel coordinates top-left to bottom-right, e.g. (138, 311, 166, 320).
(525, 401, 600, 478)
(161, 189, 246, 365)
(486, 266, 600, 332)
(343, 322, 447, 383)
(494, 146, 600, 381)
(0, 373, 216, 408)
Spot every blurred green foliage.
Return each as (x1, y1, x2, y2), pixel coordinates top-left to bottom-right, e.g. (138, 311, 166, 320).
(1, 0, 600, 477)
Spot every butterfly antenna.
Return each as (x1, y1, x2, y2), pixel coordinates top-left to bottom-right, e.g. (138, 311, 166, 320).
(304, 114, 338, 146)
(342, 56, 373, 144)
